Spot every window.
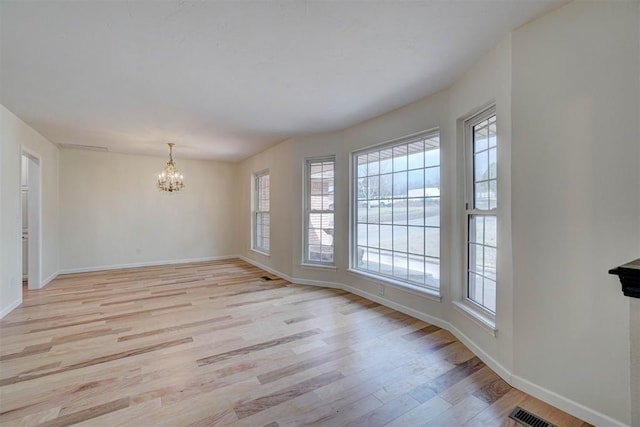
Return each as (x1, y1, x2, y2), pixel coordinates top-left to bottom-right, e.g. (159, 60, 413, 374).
(304, 158, 335, 265)
(352, 131, 440, 292)
(465, 108, 497, 314)
(253, 171, 270, 254)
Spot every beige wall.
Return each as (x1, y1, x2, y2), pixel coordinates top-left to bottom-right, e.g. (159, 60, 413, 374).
(236, 139, 295, 278)
(236, 2, 638, 424)
(511, 1, 638, 423)
(59, 149, 239, 271)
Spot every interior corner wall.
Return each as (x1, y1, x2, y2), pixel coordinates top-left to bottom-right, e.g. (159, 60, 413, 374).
(1, 104, 60, 316)
(0, 105, 23, 316)
(236, 139, 295, 278)
(58, 149, 238, 272)
(511, 0, 638, 424)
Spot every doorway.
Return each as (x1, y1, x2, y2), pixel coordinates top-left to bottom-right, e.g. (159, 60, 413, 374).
(21, 151, 41, 290)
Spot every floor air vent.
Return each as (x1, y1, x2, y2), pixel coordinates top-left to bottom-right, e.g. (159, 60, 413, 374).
(508, 407, 557, 427)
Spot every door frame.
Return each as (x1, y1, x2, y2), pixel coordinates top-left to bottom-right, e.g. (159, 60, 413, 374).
(21, 148, 42, 290)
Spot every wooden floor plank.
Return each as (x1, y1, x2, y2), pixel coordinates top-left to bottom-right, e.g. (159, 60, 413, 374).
(0, 259, 587, 426)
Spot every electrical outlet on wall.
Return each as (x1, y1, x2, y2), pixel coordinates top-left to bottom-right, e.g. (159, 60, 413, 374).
(378, 284, 385, 296)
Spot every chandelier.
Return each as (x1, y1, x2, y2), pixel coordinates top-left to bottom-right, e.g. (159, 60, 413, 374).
(157, 143, 185, 192)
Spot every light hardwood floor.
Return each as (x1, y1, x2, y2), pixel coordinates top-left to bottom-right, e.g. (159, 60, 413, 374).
(0, 259, 590, 426)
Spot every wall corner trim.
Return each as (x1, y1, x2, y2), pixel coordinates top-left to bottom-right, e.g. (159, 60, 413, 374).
(41, 271, 58, 289)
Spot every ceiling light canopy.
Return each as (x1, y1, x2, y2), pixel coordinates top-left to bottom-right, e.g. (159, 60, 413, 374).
(157, 143, 184, 192)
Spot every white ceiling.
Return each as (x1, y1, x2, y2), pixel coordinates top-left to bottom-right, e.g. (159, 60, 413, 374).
(1, 1, 564, 162)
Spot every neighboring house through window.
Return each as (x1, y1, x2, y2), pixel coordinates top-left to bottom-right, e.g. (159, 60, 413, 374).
(304, 157, 335, 265)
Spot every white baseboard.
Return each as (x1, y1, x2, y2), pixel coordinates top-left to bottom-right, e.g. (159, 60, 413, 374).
(237, 254, 629, 427)
(510, 375, 628, 427)
(447, 323, 512, 383)
(58, 255, 238, 275)
(0, 298, 22, 319)
(340, 283, 450, 331)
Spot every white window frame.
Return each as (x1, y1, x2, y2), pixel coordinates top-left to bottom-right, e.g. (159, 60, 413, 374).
(349, 130, 441, 297)
(303, 157, 336, 266)
(252, 170, 270, 255)
(463, 106, 497, 322)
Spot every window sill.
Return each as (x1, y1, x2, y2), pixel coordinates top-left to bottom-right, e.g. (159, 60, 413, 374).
(452, 300, 497, 337)
(347, 268, 442, 302)
(300, 263, 337, 271)
(250, 248, 270, 257)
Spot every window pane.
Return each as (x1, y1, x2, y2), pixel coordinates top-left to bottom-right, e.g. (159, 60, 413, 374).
(425, 198, 439, 227)
(408, 226, 424, 255)
(357, 202, 367, 224)
(485, 216, 496, 247)
(474, 123, 489, 152)
(379, 225, 393, 250)
(474, 150, 488, 182)
(408, 169, 424, 196)
(393, 171, 407, 197)
(356, 246, 367, 267)
(367, 224, 379, 248)
(368, 204, 379, 223)
(392, 225, 407, 252)
(393, 199, 407, 225)
(426, 227, 439, 258)
(305, 159, 335, 264)
(367, 152, 380, 175)
(393, 145, 408, 171)
(379, 173, 393, 199)
(352, 132, 440, 290)
(425, 148, 439, 168)
(357, 223, 367, 247)
(483, 279, 496, 312)
(408, 141, 424, 169)
(393, 252, 408, 280)
(379, 249, 393, 275)
(408, 198, 424, 226)
(425, 166, 439, 189)
(254, 172, 270, 252)
(468, 273, 483, 303)
(357, 156, 367, 178)
(380, 149, 393, 173)
(475, 181, 489, 210)
(308, 245, 322, 262)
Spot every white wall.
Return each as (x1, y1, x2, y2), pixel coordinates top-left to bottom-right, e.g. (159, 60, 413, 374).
(59, 149, 238, 271)
(1, 105, 60, 316)
(236, 1, 638, 424)
(511, 1, 638, 423)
